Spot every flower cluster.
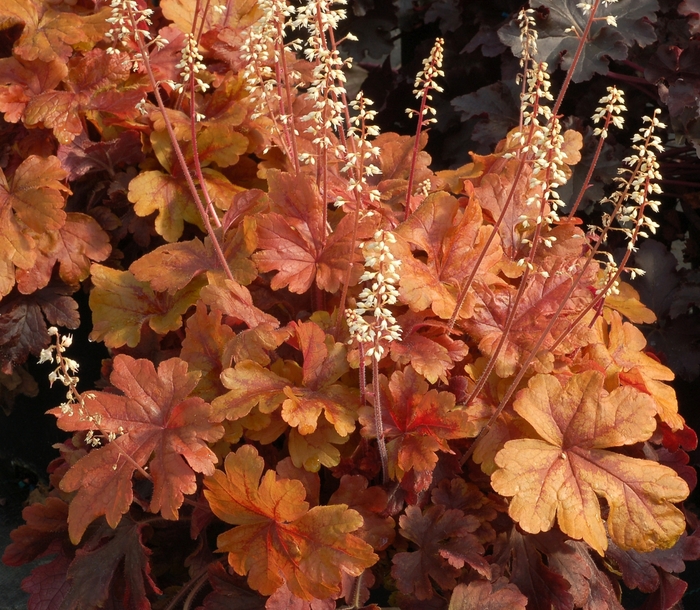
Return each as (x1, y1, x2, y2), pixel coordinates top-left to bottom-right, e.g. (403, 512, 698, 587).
(172, 33, 210, 95)
(38, 328, 103, 446)
(105, 0, 167, 68)
(406, 37, 445, 126)
(336, 93, 382, 203)
(612, 110, 664, 249)
(296, 0, 354, 152)
(346, 230, 402, 360)
(517, 7, 538, 66)
(592, 86, 626, 138)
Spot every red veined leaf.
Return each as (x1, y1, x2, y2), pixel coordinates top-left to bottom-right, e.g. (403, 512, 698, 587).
(491, 370, 689, 554)
(359, 366, 474, 485)
(49, 355, 224, 543)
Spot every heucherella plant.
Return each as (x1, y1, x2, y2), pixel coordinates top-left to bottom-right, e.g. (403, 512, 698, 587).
(0, 0, 697, 608)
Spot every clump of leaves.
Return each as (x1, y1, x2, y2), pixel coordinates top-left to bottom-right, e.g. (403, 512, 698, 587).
(1, 1, 699, 609)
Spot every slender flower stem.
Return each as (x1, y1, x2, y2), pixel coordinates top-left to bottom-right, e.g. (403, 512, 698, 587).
(373, 351, 388, 485)
(127, 7, 234, 284)
(189, 76, 221, 228)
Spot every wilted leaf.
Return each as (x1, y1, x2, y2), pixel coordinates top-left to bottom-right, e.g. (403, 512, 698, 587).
(491, 370, 689, 554)
(50, 355, 224, 543)
(203, 445, 377, 599)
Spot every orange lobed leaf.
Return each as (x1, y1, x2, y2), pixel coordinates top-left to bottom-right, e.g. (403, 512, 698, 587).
(128, 170, 203, 243)
(203, 444, 377, 600)
(390, 313, 469, 384)
(0, 156, 69, 286)
(179, 303, 236, 401)
(130, 224, 257, 293)
(464, 257, 596, 377)
(329, 475, 396, 551)
(252, 170, 376, 293)
(16, 212, 111, 294)
(491, 370, 689, 554)
(50, 355, 224, 544)
(24, 48, 145, 143)
(0, 1, 109, 64)
(0, 56, 66, 123)
(396, 192, 502, 320)
(89, 264, 202, 348)
(359, 366, 474, 484)
(215, 321, 358, 442)
(587, 311, 683, 430)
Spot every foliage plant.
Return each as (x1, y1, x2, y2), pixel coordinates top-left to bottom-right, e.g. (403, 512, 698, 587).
(1, 0, 699, 608)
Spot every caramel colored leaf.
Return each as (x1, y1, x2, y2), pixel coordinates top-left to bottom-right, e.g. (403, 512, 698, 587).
(604, 281, 656, 324)
(89, 264, 202, 348)
(465, 257, 596, 377)
(288, 420, 350, 472)
(180, 303, 235, 401)
(17, 212, 111, 293)
(128, 170, 203, 243)
(0, 2, 109, 64)
(199, 275, 279, 329)
(448, 581, 527, 610)
(492, 371, 689, 554)
(213, 359, 288, 421)
(252, 171, 375, 293)
(203, 445, 377, 599)
(589, 311, 682, 430)
(50, 355, 224, 543)
(161, 0, 260, 36)
(396, 193, 502, 320)
(24, 48, 144, 143)
(0, 154, 68, 233)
